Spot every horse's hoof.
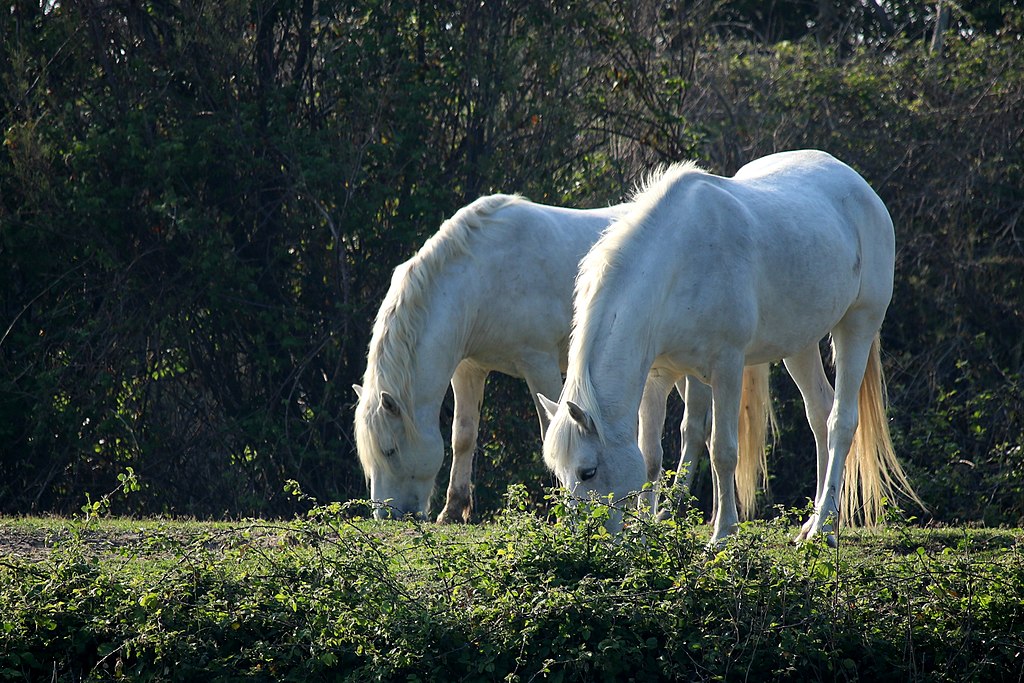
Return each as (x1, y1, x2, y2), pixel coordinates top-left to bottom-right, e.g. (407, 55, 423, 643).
(436, 507, 471, 524)
(794, 515, 817, 544)
(706, 535, 730, 551)
(793, 522, 838, 548)
(707, 523, 737, 550)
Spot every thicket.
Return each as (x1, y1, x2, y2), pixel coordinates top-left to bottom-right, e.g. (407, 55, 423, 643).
(2, 0, 1023, 522)
(1, 495, 1023, 681)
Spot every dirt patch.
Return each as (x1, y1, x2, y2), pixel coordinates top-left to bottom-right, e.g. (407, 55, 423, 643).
(0, 519, 320, 565)
(0, 526, 56, 562)
(0, 524, 146, 562)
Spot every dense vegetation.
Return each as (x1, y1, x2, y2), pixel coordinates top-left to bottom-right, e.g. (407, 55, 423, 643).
(2, 1, 1024, 523)
(1, 495, 1022, 681)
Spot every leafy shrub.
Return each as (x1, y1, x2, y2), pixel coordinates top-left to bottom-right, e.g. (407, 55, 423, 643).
(1, 2, 1023, 524)
(2, 489, 1022, 681)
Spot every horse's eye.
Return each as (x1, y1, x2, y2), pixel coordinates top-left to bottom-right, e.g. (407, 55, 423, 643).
(383, 448, 397, 459)
(579, 467, 597, 482)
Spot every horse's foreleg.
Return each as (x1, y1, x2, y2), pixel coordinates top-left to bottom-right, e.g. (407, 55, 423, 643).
(783, 344, 835, 542)
(638, 369, 678, 517)
(522, 354, 565, 440)
(708, 357, 744, 547)
(437, 363, 488, 524)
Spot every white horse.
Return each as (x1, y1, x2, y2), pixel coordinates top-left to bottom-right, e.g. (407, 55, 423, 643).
(540, 150, 923, 546)
(354, 194, 774, 523)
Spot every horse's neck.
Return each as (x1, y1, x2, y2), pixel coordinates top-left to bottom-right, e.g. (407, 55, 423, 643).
(571, 304, 657, 438)
(369, 278, 473, 428)
(407, 290, 472, 411)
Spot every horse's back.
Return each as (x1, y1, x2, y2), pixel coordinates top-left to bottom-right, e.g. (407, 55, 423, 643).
(732, 152, 893, 357)
(603, 150, 894, 369)
(444, 198, 621, 371)
(734, 150, 893, 249)
(466, 199, 619, 300)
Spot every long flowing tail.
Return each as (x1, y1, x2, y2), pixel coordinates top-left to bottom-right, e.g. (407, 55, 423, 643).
(841, 334, 927, 526)
(735, 364, 777, 519)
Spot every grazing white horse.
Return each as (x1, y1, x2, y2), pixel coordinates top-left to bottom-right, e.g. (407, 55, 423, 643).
(541, 150, 923, 546)
(354, 194, 774, 523)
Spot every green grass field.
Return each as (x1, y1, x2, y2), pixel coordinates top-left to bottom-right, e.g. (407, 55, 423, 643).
(2, 492, 1022, 682)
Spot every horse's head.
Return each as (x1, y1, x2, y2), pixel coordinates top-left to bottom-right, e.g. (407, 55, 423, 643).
(354, 384, 442, 519)
(539, 394, 647, 532)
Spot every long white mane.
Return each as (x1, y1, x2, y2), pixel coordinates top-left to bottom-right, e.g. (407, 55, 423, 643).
(573, 161, 707, 327)
(556, 161, 708, 450)
(357, 194, 524, 466)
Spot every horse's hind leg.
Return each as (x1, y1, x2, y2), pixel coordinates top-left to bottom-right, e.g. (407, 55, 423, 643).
(437, 362, 488, 524)
(804, 319, 879, 546)
(657, 377, 710, 521)
(638, 369, 679, 517)
(783, 343, 835, 542)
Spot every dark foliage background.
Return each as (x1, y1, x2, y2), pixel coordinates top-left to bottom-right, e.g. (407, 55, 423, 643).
(2, 0, 1022, 523)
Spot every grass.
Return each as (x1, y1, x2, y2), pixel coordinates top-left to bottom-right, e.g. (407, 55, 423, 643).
(1, 490, 1022, 682)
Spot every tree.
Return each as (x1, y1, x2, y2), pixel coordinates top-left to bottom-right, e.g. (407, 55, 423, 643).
(1, 0, 1022, 523)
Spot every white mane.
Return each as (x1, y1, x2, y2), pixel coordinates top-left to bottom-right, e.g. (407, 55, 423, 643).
(357, 194, 524, 467)
(555, 161, 709, 450)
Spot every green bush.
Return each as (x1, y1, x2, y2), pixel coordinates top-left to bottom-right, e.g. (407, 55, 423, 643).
(2, 492, 1022, 681)
(2, 2, 1023, 523)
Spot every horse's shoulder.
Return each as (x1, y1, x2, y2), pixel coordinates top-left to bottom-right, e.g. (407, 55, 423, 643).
(668, 173, 752, 227)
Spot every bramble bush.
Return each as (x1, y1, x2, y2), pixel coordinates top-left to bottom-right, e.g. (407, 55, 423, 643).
(1, 485, 1022, 682)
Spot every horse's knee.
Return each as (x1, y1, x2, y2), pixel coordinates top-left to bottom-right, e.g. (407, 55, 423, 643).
(805, 402, 829, 430)
(451, 421, 477, 457)
(827, 410, 857, 449)
(646, 460, 663, 484)
(710, 437, 739, 472)
(681, 403, 711, 438)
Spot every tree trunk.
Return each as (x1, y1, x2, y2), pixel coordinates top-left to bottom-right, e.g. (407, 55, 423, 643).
(931, 1, 950, 56)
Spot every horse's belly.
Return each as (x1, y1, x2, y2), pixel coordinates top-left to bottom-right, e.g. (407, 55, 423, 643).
(745, 293, 853, 363)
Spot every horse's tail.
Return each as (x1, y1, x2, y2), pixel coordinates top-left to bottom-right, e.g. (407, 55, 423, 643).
(735, 363, 777, 520)
(841, 333, 926, 526)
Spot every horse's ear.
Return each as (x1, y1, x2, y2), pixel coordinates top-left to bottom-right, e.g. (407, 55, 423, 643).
(537, 393, 559, 421)
(353, 384, 363, 399)
(566, 401, 596, 435)
(380, 391, 401, 417)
